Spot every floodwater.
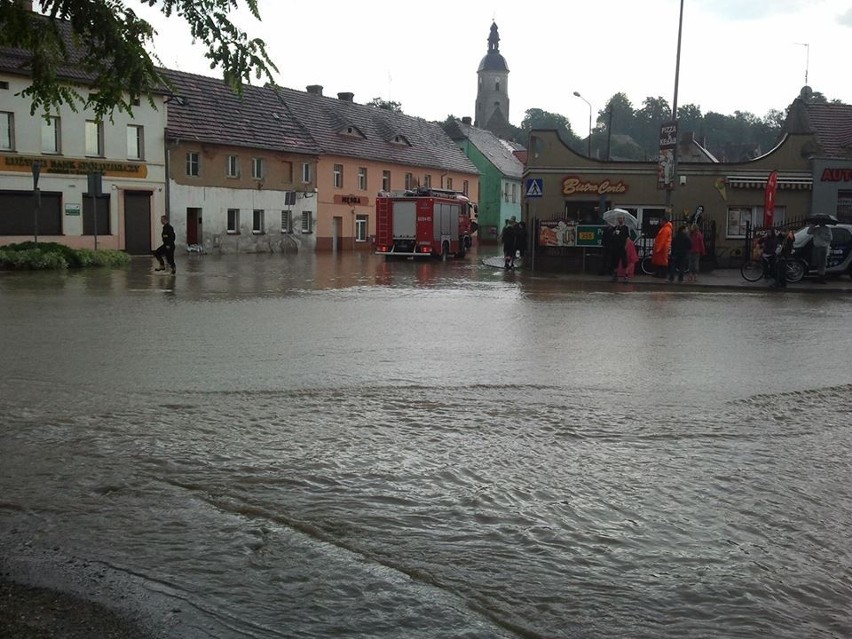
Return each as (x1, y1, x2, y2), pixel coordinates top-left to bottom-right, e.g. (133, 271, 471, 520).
(1, 249, 851, 639)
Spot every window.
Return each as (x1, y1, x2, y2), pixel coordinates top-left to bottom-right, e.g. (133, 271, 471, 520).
(382, 170, 391, 192)
(85, 120, 103, 156)
(1, 112, 14, 150)
(463, 180, 469, 196)
(424, 174, 432, 188)
(301, 211, 313, 233)
(126, 124, 143, 160)
(252, 157, 264, 180)
(252, 209, 265, 234)
(446, 177, 453, 190)
(41, 116, 60, 154)
(511, 183, 517, 203)
(404, 172, 414, 190)
(226, 155, 240, 178)
(837, 191, 852, 221)
(496, 81, 500, 92)
(355, 215, 368, 242)
(281, 210, 293, 233)
(503, 182, 510, 202)
(333, 163, 343, 188)
(726, 206, 787, 238)
(358, 167, 367, 190)
(302, 162, 312, 184)
(227, 208, 240, 233)
(186, 152, 200, 177)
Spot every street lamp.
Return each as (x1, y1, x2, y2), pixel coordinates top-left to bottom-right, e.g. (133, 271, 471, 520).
(573, 91, 592, 157)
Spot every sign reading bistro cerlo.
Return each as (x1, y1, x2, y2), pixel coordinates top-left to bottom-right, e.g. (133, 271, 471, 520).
(562, 176, 628, 196)
(2, 155, 148, 179)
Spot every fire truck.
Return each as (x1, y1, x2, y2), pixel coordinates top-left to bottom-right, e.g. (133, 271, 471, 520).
(375, 187, 476, 259)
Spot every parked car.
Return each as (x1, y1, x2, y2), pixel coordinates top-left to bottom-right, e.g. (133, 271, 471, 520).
(786, 223, 852, 282)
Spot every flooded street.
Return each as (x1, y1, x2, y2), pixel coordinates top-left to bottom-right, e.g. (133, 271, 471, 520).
(1, 250, 851, 638)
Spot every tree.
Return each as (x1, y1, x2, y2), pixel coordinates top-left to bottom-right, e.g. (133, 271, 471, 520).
(520, 108, 580, 150)
(0, 0, 277, 119)
(366, 97, 403, 113)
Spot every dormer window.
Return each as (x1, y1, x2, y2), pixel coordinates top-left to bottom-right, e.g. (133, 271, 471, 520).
(389, 134, 411, 147)
(339, 125, 365, 139)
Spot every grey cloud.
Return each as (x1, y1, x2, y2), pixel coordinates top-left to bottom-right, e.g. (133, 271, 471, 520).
(839, 8, 852, 26)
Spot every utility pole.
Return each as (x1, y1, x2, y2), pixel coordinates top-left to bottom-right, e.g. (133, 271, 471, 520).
(664, 0, 685, 213)
(32, 160, 41, 244)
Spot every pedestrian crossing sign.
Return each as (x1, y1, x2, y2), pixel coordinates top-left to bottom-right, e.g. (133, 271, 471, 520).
(525, 178, 543, 198)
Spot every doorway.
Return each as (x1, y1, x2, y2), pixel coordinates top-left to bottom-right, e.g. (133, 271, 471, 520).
(332, 216, 342, 252)
(124, 191, 152, 255)
(186, 207, 202, 245)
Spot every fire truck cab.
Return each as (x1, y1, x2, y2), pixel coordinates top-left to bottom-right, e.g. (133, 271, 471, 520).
(375, 187, 475, 259)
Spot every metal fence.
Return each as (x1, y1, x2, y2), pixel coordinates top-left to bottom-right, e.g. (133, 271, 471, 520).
(529, 215, 717, 274)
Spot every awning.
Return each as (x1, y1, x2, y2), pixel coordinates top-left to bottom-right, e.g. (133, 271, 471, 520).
(725, 175, 812, 190)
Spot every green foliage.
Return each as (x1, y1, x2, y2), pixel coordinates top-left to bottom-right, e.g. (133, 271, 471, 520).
(0, 242, 130, 270)
(0, 0, 277, 119)
(367, 97, 403, 113)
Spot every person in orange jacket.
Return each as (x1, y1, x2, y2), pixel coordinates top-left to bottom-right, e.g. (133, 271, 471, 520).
(651, 215, 673, 278)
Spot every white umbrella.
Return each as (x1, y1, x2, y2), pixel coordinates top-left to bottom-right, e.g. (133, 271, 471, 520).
(602, 208, 639, 230)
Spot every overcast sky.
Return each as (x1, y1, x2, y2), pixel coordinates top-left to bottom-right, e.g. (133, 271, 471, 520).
(138, 0, 852, 137)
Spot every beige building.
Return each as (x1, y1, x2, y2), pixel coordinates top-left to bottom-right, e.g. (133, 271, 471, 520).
(276, 85, 480, 252)
(522, 90, 846, 271)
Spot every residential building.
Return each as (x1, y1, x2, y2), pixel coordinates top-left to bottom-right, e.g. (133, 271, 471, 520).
(161, 70, 321, 253)
(0, 21, 167, 253)
(274, 85, 480, 251)
(446, 117, 523, 243)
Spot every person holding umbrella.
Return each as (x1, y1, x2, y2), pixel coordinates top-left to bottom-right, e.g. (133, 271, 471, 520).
(806, 215, 834, 283)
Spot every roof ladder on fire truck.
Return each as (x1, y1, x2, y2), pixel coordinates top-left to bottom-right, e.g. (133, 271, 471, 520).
(377, 197, 390, 241)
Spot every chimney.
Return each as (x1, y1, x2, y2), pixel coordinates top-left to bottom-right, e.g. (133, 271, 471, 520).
(306, 85, 323, 96)
(462, 116, 472, 125)
(337, 92, 354, 102)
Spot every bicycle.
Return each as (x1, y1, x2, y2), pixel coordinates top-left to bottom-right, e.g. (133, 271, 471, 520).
(740, 254, 799, 282)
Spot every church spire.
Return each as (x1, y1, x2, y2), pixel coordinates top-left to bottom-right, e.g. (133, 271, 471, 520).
(488, 21, 500, 53)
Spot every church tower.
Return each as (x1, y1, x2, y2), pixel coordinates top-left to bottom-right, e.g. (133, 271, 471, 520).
(475, 22, 511, 136)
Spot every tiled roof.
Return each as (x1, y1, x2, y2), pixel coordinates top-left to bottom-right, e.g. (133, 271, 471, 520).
(0, 15, 170, 94)
(160, 69, 320, 155)
(452, 121, 524, 179)
(806, 103, 852, 158)
(272, 87, 479, 175)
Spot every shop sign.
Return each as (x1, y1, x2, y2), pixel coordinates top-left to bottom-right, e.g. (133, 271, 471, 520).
(576, 225, 604, 247)
(334, 194, 369, 206)
(820, 168, 852, 182)
(1, 154, 147, 178)
(65, 203, 81, 216)
(562, 176, 628, 196)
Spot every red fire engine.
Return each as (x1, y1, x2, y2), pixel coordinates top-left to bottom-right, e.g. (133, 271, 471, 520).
(375, 188, 476, 259)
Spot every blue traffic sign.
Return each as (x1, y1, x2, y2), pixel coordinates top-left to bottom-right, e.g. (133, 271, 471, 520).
(525, 178, 543, 198)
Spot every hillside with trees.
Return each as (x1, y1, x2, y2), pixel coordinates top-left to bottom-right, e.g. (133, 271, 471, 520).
(441, 90, 842, 163)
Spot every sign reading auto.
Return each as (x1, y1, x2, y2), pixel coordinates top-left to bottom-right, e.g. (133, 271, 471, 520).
(562, 176, 629, 196)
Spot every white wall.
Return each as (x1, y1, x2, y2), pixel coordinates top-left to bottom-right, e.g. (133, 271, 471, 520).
(168, 182, 317, 254)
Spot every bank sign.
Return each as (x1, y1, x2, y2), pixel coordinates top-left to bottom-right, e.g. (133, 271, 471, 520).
(1, 155, 148, 178)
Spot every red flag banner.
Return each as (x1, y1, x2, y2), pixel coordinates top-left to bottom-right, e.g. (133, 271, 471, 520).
(763, 170, 778, 227)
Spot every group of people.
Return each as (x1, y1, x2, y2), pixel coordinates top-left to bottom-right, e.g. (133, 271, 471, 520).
(500, 216, 527, 270)
(649, 215, 706, 283)
(601, 214, 639, 281)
